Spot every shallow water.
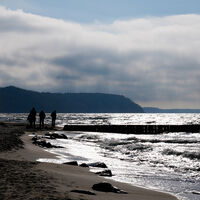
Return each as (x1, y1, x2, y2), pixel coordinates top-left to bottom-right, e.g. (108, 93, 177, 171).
(1, 113, 200, 200)
(1, 113, 200, 126)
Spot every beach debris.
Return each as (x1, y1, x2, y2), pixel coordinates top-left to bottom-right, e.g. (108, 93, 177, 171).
(79, 163, 89, 168)
(92, 182, 127, 194)
(71, 189, 96, 195)
(88, 162, 108, 168)
(33, 140, 61, 148)
(32, 136, 64, 148)
(44, 133, 68, 139)
(63, 161, 78, 166)
(95, 169, 112, 177)
(192, 190, 200, 195)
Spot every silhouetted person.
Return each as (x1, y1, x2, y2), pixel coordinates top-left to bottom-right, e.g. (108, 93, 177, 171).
(27, 113, 33, 128)
(27, 107, 36, 128)
(51, 110, 56, 128)
(39, 110, 46, 129)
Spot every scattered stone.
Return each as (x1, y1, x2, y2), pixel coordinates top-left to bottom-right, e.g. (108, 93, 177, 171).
(31, 135, 40, 142)
(79, 163, 89, 168)
(92, 182, 127, 194)
(71, 189, 96, 195)
(192, 190, 200, 195)
(63, 161, 78, 166)
(45, 133, 68, 139)
(32, 136, 63, 148)
(33, 140, 52, 148)
(60, 134, 68, 139)
(88, 162, 107, 168)
(95, 169, 112, 177)
(44, 133, 56, 139)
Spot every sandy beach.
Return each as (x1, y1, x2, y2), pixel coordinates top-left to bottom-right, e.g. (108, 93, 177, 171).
(0, 122, 178, 200)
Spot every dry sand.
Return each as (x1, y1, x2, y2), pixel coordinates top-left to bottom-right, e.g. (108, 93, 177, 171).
(0, 122, 178, 200)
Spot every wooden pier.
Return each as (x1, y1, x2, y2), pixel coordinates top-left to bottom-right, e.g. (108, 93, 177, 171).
(63, 124, 200, 134)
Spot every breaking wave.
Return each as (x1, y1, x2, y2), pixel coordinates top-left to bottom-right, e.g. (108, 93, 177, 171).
(123, 137, 200, 144)
(75, 134, 100, 142)
(163, 149, 200, 160)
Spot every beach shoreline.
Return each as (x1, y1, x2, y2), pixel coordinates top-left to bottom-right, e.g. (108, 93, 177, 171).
(0, 122, 178, 200)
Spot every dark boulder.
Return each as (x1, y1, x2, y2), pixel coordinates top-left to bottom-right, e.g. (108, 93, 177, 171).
(35, 140, 53, 148)
(44, 133, 56, 139)
(44, 133, 68, 139)
(63, 161, 78, 166)
(95, 169, 112, 177)
(32, 136, 63, 148)
(31, 135, 40, 142)
(88, 162, 107, 168)
(92, 182, 127, 194)
(79, 163, 89, 168)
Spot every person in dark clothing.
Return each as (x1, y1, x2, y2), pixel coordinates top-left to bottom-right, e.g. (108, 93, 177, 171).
(39, 110, 46, 129)
(27, 107, 36, 128)
(51, 110, 56, 128)
(31, 107, 36, 128)
(27, 113, 33, 128)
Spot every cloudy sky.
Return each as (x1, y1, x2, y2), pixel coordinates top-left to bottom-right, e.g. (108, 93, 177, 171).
(0, 0, 200, 108)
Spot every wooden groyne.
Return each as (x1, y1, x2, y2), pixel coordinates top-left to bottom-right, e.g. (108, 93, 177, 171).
(63, 124, 200, 134)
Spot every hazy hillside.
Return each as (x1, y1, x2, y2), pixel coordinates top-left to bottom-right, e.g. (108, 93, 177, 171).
(0, 86, 144, 113)
(144, 107, 200, 113)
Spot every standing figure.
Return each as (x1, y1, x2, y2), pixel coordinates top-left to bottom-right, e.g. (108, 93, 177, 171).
(27, 112, 33, 128)
(51, 110, 57, 128)
(39, 110, 46, 129)
(27, 107, 36, 128)
(31, 107, 36, 128)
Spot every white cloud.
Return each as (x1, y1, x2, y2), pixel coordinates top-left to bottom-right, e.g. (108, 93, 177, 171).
(0, 6, 200, 108)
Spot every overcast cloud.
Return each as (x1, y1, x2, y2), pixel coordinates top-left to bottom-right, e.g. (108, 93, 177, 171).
(0, 6, 200, 108)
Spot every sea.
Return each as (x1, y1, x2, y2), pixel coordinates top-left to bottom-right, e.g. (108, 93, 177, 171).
(0, 113, 200, 200)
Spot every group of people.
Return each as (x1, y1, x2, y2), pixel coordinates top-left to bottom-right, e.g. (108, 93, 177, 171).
(27, 107, 57, 129)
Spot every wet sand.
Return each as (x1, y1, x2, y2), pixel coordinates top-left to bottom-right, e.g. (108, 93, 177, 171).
(0, 122, 178, 200)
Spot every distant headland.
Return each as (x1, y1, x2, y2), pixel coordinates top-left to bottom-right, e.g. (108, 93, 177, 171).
(0, 86, 144, 113)
(143, 107, 200, 113)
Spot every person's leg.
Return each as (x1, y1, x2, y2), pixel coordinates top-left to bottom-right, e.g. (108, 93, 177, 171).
(33, 119, 36, 129)
(42, 119, 44, 128)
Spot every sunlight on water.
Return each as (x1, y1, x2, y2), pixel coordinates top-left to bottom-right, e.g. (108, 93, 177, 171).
(1, 113, 200, 126)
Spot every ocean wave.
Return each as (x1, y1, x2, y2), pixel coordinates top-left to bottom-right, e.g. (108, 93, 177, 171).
(124, 137, 200, 144)
(102, 138, 131, 147)
(100, 139, 153, 154)
(75, 134, 100, 142)
(163, 149, 200, 160)
(142, 139, 200, 144)
(125, 143, 153, 152)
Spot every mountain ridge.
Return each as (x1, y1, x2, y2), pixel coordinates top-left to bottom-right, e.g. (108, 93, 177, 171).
(0, 86, 144, 113)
